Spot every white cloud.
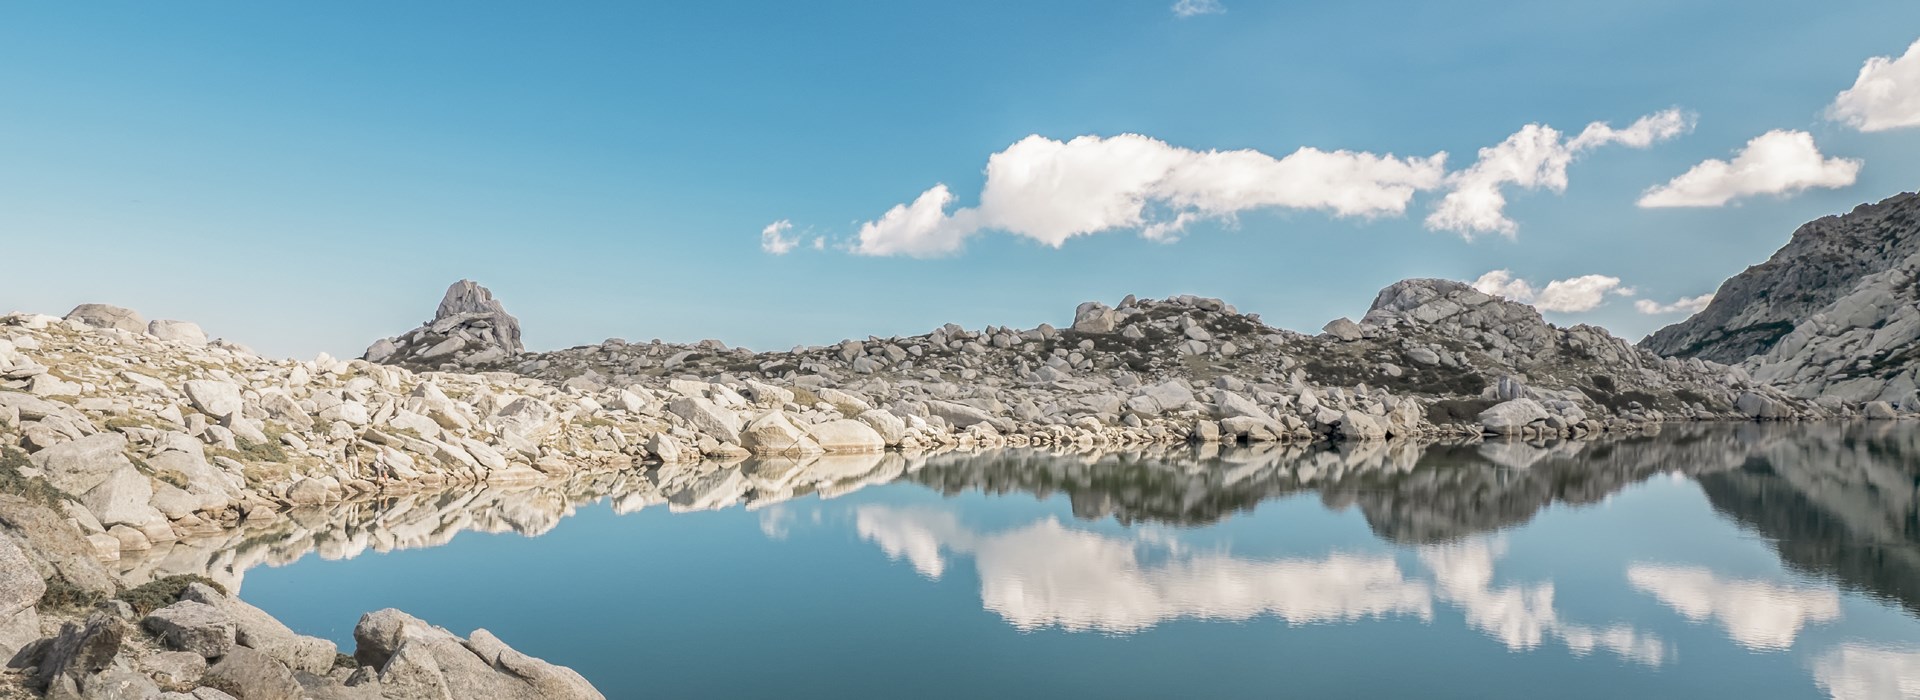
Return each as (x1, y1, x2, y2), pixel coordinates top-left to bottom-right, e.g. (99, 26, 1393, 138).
(1634, 293, 1714, 315)
(760, 219, 799, 255)
(851, 134, 1448, 257)
(1638, 130, 1861, 208)
(1172, 0, 1224, 18)
(1828, 38, 1920, 132)
(1471, 270, 1537, 302)
(1471, 270, 1626, 313)
(1628, 564, 1840, 651)
(1428, 109, 1693, 237)
(834, 110, 1691, 256)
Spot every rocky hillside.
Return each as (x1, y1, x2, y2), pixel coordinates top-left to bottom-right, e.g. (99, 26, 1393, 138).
(1641, 191, 1920, 406)
(0, 273, 1891, 698)
(369, 277, 1845, 440)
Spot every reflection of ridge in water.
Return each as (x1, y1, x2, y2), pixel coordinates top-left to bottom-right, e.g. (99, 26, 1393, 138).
(140, 421, 1920, 653)
(853, 504, 1665, 664)
(1694, 423, 1920, 618)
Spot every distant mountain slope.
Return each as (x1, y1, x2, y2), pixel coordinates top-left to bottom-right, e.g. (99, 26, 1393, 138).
(1641, 191, 1920, 364)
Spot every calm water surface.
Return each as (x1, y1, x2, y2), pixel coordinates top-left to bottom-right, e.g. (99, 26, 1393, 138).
(202, 424, 1920, 698)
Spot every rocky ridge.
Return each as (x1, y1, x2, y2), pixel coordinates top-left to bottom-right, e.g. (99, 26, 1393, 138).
(0, 273, 1903, 698)
(1642, 191, 1920, 408)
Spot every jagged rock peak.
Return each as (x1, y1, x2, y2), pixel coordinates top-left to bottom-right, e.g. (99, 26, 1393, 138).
(1641, 191, 1920, 364)
(1361, 278, 1546, 332)
(437, 280, 521, 348)
(362, 279, 524, 369)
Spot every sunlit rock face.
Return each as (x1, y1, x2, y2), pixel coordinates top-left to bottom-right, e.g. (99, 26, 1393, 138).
(1643, 191, 1920, 365)
(1642, 191, 1920, 406)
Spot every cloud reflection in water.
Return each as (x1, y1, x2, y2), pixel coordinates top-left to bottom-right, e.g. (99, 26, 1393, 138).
(852, 505, 1663, 664)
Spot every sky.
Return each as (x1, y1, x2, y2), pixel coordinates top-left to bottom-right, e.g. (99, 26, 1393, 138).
(3, 1, 1920, 359)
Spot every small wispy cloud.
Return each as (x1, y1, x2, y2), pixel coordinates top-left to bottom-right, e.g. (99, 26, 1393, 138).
(1472, 270, 1629, 313)
(760, 219, 799, 255)
(1172, 0, 1224, 18)
(1428, 109, 1693, 237)
(1634, 294, 1714, 315)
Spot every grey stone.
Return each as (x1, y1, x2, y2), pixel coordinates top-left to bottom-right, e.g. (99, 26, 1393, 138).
(147, 320, 209, 346)
(205, 646, 302, 700)
(182, 380, 244, 421)
(178, 583, 337, 675)
(144, 601, 237, 658)
(1478, 399, 1549, 435)
(64, 304, 146, 334)
(667, 396, 741, 444)
(30, 433, 134, 497)
(738, 411, 822, 456)
(805, 419, 885, 453)
(1321, 317, 1363, 341)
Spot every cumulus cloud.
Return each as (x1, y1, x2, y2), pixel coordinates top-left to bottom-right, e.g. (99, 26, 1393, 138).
(1634, 293, 1714, 315)
(1428, 109, 1693, 237)
(834, 109, 1690, 256)
(760, 219, 799, 255)
(1828, 38, 1920, 132)
(1471, 270, 1628, 313)
(1172, 0, 1224, 17)
(1638, 130, 1861, 208)
(852, 134, 1448, 257)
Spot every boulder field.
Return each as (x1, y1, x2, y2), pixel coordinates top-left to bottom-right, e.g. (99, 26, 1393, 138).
(1, 270, 1908, 698)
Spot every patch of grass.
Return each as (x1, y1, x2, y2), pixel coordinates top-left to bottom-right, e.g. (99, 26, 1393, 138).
(1674, 389, 1715, 408)
(103, 416, 157, 431)
(0, 445, 76, 508)
(117, 574, 227, 616)
(213, 435, 288, 465)
(153, 469, 191, 490)
(788, 386, 821, 407)
(38, 576, 107, 611)
(200, 674, 246, 698)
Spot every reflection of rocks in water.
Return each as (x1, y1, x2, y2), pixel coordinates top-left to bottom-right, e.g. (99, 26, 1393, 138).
(115, 471, 645, 592)
(130, 453, 913, 593)
(1328, 426, 1774, 544)
(902, 426, 1767, 543)
(904, 441, 1439, 527)
(1695, 422, 1920, 616)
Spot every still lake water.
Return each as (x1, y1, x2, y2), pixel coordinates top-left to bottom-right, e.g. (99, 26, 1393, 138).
(207, 424, 1920, 698)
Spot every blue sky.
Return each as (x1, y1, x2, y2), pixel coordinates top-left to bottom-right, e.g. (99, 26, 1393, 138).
(3, 1, 1919, 359)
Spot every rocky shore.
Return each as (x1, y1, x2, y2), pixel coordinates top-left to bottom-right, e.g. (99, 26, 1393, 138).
(2, 246, 1913, 696)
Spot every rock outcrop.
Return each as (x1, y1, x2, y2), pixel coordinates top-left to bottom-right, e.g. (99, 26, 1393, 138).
(1641, 191, 1920, 407)
(363, 280, 526, 370)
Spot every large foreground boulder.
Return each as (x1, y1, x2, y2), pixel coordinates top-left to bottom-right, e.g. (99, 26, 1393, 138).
(350, 608, 603, 700)
(0, 534, 44, 660)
